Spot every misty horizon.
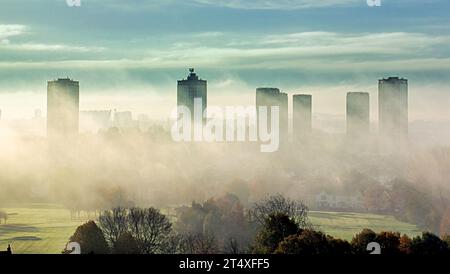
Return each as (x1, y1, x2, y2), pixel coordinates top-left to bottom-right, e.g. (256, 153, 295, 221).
(1, 0, 450, 259)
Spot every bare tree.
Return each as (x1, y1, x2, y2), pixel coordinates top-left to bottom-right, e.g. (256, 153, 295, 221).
(98, 207, 128, 248)
(250, 194, 311, 229)
(99, 207, 172, 254)
(179, 233, 219, 254)
(128, 207, 172, 254)
(161, 233, 185, 254)
(224, 237, 240, 254)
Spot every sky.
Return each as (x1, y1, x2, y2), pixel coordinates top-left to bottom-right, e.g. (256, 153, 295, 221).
(0, 0, 450, 120)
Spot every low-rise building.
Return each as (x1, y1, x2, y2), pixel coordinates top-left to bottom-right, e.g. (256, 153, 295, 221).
(315, 191, 364, 210)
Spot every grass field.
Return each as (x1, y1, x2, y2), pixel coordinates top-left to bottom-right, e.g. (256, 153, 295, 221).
(309, 211, 422, 240)
(0, 204, 89, 254)
(0, 205, 422, 254)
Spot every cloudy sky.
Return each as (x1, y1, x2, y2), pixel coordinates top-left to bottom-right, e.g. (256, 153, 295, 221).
(0, 0, 449, 120)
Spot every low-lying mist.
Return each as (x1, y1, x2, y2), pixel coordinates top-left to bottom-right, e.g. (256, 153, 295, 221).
(0, 120, 449, 211)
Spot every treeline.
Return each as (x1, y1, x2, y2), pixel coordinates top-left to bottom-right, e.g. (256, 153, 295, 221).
(63, 194, 450, 255)
(361, 179, 450, 236)
(256, 214, 450, 255)
(331, 171, 450, 236)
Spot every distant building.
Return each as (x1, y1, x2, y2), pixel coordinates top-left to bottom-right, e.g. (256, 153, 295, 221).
(293, 94, 312, 140)
(114, 111, 134, 128)
(379, 77, 408, 138)
(256, 88, 288, 143)
(315, 191, 364, 210)
(80, 110, 112, 132)
(47, 78, 79, 137)
(177, 68, 207, 122)
(346, 92, 370, 137)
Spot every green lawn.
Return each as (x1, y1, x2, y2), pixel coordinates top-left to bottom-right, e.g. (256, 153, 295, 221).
(309, 211, 422, 240)
(0, 205, 423, 254)
(0, 204, 89, 254)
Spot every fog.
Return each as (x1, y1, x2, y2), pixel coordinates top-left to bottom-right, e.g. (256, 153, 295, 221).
(0, 113, 449, 211)
(0, 78, 450, 237)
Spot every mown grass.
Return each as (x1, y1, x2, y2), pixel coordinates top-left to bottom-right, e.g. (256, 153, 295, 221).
(309, 211, 422, 240)
(0, 205, 422, 253)
(0, 204, 89, 254)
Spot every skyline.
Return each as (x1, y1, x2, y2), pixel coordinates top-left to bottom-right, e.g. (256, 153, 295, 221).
(1, 0, 450, 120)
(2, 72, 414, 140)
(0, 72, 434, 125)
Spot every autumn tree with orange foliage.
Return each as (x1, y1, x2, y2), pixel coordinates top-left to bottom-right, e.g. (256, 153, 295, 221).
(439, 206, 450, 237)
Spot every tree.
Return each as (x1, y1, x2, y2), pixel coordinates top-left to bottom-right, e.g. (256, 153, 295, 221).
(98, 207, 128, 249)
(409, 232, 449, 255)
(99, 207, 173, 254)
(274, 230, 352, 255)
(375, 231, 401, 255)
(223, 237, 240, 254)
(178, 233, 219, 254)
(175, 194, 253, 253)
(64, 221, 109, 254)
(113, 232, 140, 254)
(327, 237, 353, 255)
(439, 207, 450, 237)
(209, 194, 249, 241)
(399, 234, 412, 254)
(253, 213, 299, 254)
(363, 185, 391, 211)
(161, 233, 185, 254)
(274, 230, 331, 255)
(0, 211, 7, 224)
(97, 185, 134, 210)
(351, 229, 377, 254)
(224, 179, 251, 207)
(442, 235, 450, 249)
(175, 202, 207, 235)
(250, 194, 310, 229)
(128, 207, 172, 254)
(390, 180, 441, 233)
